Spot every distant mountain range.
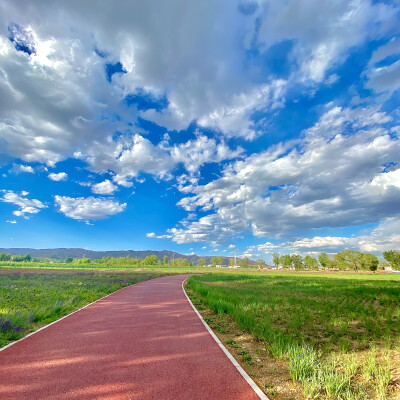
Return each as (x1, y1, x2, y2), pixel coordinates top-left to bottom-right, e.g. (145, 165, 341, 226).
(0, 248, 249, 265)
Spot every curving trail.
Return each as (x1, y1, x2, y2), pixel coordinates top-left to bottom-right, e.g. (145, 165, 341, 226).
(0, 275, 263, 399)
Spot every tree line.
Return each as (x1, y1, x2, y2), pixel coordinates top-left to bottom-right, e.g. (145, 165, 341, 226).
(272, 250, 382, 271)
(0, 253, 32, 262)
(71, 254, 192, 267)
(0, 252, 192, 266)
(1, 249, 399, 270)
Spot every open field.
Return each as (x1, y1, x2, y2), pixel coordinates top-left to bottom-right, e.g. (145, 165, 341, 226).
(0, 267, 183, 347)
(186, 273, 400, 399)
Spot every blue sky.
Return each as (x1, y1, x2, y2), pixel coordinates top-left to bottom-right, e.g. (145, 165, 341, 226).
(0, 1, 399, 261)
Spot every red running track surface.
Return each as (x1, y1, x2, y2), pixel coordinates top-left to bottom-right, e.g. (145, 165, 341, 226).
(0, 275, 262, 399)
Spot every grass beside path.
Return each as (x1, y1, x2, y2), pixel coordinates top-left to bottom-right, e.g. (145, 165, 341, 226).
(0, 268, 176, 348)
(187, 272, 400, 400)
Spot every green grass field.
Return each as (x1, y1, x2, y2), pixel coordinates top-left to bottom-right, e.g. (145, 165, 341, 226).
(187, 272, 400, 399)
(0, 268, 179, 347)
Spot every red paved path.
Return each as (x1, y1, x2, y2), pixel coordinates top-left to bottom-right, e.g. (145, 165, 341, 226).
(0, 275, 262, 399)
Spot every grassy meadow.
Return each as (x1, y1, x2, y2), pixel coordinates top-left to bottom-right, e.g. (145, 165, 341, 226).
(0, 267, 181, 347)
(187, 272, 400, 399)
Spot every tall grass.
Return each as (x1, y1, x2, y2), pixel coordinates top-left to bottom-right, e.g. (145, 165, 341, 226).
(187, 273, 399, 399)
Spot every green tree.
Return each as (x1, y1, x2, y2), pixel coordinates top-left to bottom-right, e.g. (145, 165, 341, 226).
(333, 250, 362, 271)
(383, 250, 400, 269)
(172, 258, 191, 267)
(361, 253, 379, 272)
(197, 257, 206, 267)
(244, 257, 249, 268)
(272, 252, 280, 267)
(217, 256, 224, 266)
(65, 257, 73, 264)
(143, 255, 158, 266)
(281, 254, 292, 268)
(257, 259, 265, 267)
(211, 257, 218, 267)
(304, 255, 319, 270)
(163, 255, 169, 265)
(318, 253, 332, 269)
(0, 252, 11, 261)
(291, 254, 304, 270)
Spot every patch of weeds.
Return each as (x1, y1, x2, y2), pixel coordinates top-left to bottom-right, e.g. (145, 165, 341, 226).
(375, 358, 391, 400)
(362, 348, 377, 382)
(288, 344, 318, 382)
(319, 368, 351, 399)
(237, 349, 253, 365)
(212, 323, 227, 334)
(225, 339, 240, 348)
(264, 381, 274, 389)
(302, 373, 320, 399)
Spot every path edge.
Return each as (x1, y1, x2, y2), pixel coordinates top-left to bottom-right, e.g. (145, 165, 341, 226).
(182, 277, 269, 400)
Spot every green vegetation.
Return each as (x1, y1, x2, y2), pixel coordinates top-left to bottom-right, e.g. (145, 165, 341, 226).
(0, 269, 173, 347)
(273, 250, 380, 272)
(210, 256, 224, 267)
(187, 273, 400, 399)
(383, 250, 400, 269)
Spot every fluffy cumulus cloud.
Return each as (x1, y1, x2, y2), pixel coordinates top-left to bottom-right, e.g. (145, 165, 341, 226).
(82, 133, 243, 187)
(54, 196, 126, 221)
(10, 164, 34, 174)
(168, 104, 400, 243)
(1, 190, 47, 217)
(48, 172, 68, 181)
(91, 179, 117, 195)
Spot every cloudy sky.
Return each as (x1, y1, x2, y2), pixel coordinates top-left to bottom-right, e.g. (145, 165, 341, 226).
(1, 0, 399, 260)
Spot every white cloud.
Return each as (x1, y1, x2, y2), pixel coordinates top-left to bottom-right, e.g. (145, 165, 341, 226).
(48, 172, 68, 181)
(170, 134, 244, 172)
(228, 244, 236, 249)
(10, 164, 34, 174)
(167, 104, 400, 243)
(0, 0, 394, 177)
(54, 195, 126, 221)
(190, 80, 286, 139)
(1, 190, 47, 217)
(247, 217, 400, 256)
(255, 0, 397, 82)
(146, 231, 172, 239)
(365, 37, 400, 95)
(6, 220, 17, 224)
(91, 179, 117, 195)
(82, 133, 242, 187)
